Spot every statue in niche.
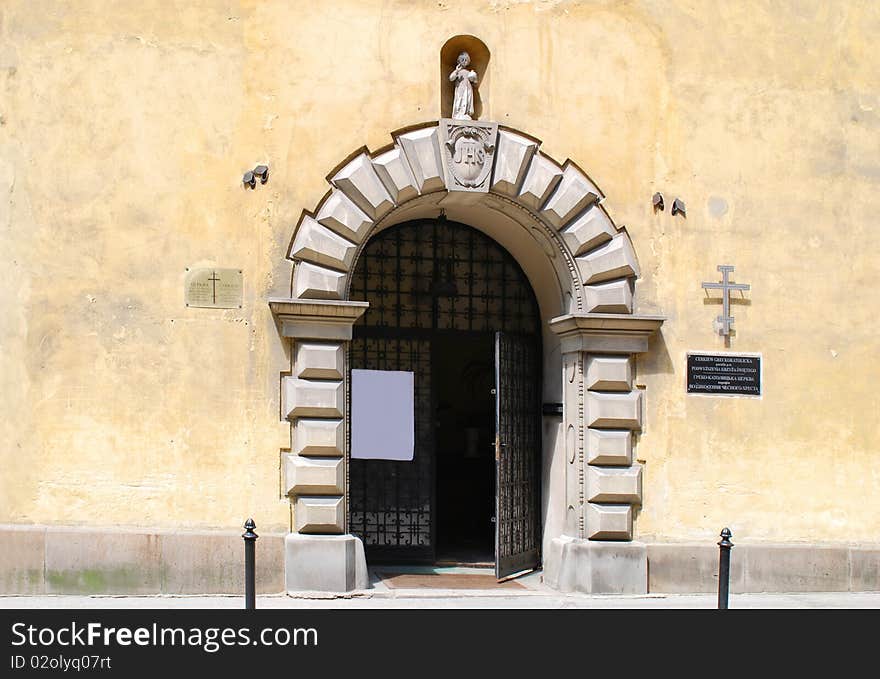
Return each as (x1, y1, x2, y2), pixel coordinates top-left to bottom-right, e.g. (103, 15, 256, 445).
(449, 51, 478, 120)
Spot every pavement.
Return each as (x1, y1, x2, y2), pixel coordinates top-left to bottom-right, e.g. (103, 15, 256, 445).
(2, 567, 879, 608)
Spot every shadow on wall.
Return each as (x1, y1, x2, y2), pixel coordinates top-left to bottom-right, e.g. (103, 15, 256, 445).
(639, 330, 674, 379)
(702, 296, 750, 347)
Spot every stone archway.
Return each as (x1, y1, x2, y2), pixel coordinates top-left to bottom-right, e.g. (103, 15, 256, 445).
(270, 121, 664, 593)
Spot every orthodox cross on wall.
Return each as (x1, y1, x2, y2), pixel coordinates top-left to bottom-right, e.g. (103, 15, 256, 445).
(701, 265, 750, 337)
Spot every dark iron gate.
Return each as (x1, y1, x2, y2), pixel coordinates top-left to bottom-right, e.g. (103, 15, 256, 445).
(348, 217, 541, 565)
(494, 331, 542, 579)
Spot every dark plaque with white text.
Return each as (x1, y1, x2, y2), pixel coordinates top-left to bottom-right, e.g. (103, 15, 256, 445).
(686, 353, 761, 397)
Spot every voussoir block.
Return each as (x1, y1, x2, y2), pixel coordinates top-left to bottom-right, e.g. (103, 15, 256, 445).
(289, 216, 357, 271)
(294, 496, 344, 534)
(561, 205, 616, 257)
(295, 341, 344, 380)
(586, 466, 642, 505)
(586, 391, 642, 430)
(315, 190, 373, 244)
(397, 127, 446, 194)
(372, 146, 419, 203)
(294, 418, 345, 457)
(332, 153, 394, 220)
(491, 129, 538, 197)
(586, 503, 633, 541)
(540, 164, 602, 229)
(586, 356, 632, 392)
(576, 233, 640, 285)
(282, 377, 343, 420)
(586, 428, 633, 466)
(584, 280, 633, 314)
(517, 153, 563, 212)
(292, 262, 347, 300)
(284, 455, 344, 496)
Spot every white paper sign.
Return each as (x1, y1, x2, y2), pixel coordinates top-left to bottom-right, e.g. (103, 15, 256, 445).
(351, 369, 415, 461)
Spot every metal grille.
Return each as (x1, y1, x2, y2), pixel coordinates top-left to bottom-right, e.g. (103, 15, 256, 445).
(349, 218, 540, 563)
(348, 338, 433, 560)
(352, 218, 539, 335)
(495, 332, 541, 578)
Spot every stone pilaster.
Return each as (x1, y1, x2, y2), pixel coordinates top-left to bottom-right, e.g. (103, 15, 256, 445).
(269, 298, 369, 592)
(545, 312, 663, 593)
(561, 351, 584, 538)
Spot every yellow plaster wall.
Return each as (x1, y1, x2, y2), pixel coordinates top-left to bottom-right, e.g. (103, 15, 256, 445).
(0, 1, 877, 542)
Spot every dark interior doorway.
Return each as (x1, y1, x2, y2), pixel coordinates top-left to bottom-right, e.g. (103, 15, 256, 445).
(434, 333, 495, 564)
(347, 217, 541, 567)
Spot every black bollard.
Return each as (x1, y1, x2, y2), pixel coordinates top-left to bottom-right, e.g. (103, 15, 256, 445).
(242, 518, 258, 610)
(717, 527, 733, 610)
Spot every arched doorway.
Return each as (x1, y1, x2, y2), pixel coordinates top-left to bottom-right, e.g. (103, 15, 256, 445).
(271, 120, 664, 594)
(348, 217, 542, 577)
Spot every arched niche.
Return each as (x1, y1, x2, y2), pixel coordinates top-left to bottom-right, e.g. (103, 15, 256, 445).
(440, 35, 490, 119)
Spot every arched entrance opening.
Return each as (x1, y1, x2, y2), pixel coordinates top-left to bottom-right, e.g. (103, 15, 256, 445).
(270, 120, 664, 593)
(348, 217, 542, 575)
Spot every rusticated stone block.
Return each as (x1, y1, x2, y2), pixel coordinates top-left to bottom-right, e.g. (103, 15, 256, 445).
(540, 164, 602, 229)
(586, 428, 632, 466)
(289, 216, 357, 271)
(585, 503, 632, 540)
(560, 205, 616, 257)
(285, 533, 368, 592)
(586, 465, 642, 504)
(517, 153, 563, 211)
(372, 146, 419, 203)
(292, 262, 346, 300)
(586, 355, 632, 392)
(397, 127, 445, 194)
(284, 455, 344, 496)
(294, 496, 345, 534)
(584, 279, 633, 314)
(282, 377, 343, 419)
(546, 537, 647, 594)
(332, 153, 394, 220)
(491, 129, 537, 196)
(314, 190, 372, 244)
(576, 233, 640, 284)
(586, 391, 642, 430)
(294, 418, 345, 457)
(295, 341, 344, 380)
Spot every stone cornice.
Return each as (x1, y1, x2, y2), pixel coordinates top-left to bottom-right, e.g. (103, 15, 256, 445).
(549, 312, 665, 335)
(549, 313, 665, 354)
(269, 298, 369, 340)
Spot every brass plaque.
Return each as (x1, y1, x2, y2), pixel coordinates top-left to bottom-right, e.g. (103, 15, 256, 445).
(185, 268, 243, 309)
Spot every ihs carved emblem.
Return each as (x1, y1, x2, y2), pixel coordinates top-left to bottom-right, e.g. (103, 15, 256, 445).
(439, 120, 498, 193)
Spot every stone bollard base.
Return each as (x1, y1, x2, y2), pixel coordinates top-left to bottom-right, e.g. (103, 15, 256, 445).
(284, 533, 369, 593)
